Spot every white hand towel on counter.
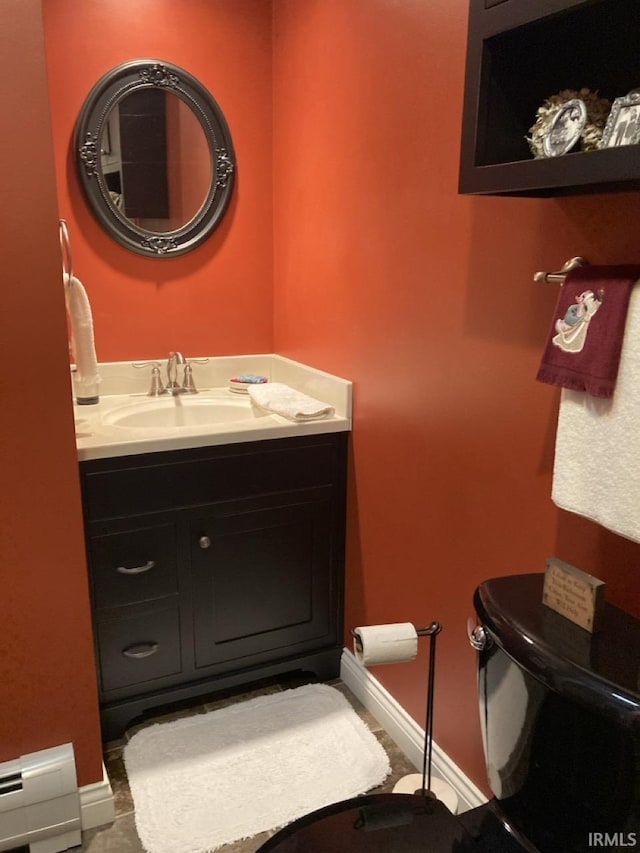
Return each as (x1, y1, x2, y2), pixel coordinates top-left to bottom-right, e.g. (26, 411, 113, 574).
(248, 382, 335, 421)
(552, 282, 640, 543)
(64, 273, 100, 401)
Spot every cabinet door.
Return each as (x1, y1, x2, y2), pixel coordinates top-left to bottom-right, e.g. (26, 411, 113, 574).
(191, 490, 336, 671)
(119, 88, 169, 219)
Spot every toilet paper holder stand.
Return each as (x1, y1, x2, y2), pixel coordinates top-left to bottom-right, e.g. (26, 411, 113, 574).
(350, 621, 440, 652)
(350, 621, 442, 799)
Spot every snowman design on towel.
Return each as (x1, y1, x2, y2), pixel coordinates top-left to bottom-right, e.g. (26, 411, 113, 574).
(553, 288, 605, 353)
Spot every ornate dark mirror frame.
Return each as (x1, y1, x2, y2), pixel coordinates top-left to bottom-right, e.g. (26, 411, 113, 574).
(74, 59, 235, 257)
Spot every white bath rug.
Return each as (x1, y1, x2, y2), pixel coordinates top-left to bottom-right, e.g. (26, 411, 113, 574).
(123, 683, 390, 853)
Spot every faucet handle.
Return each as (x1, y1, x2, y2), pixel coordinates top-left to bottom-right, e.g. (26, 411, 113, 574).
(148, 366, 168, 396)
(133, 361, 168, 396)
(182, 363, 198, 394)
(181, 358, 208, 394)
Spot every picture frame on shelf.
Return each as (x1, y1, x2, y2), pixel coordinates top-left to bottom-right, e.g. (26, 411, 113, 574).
(600, 91, 640, 148)
(542, 98, 587, 157)
(526, 90, 611, 160)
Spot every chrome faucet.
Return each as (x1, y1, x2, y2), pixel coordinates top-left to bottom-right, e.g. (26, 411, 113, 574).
(133, 353, 207, 396)
(166, 351, 187, 394)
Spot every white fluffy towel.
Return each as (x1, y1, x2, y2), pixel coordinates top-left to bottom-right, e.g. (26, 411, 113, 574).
(248, 382, 335, 421)
(64, 273, 100, 400)
(552, 281, 640, 542)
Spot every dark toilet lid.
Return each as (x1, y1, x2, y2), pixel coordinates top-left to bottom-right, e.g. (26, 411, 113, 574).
(257, 793, 480, 852)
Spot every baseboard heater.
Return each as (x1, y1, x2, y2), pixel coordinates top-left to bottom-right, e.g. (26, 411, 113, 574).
(0, 743, 81, 853)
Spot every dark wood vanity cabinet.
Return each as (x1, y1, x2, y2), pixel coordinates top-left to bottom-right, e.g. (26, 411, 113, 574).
(459, 0, 640, 196)
(79, 434, 347, 741)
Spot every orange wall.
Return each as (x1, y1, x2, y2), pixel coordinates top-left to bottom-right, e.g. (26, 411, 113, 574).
(0, 0, 103, 786)
(42, 0, 274, 363)
(32, 0, 640, 795)
(272, 0, 640, 790)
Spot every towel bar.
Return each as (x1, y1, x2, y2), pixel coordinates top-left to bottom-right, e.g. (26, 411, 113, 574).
(534, 256, 589, 284)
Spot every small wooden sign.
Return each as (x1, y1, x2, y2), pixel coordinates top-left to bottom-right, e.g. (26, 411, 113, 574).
(542, 558, 605, 633)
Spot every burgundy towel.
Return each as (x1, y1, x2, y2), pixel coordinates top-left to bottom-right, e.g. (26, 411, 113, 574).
(536, 265, 640, 399)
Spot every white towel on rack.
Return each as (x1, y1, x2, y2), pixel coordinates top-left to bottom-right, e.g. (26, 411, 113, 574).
(552, 280, 640, 542)
(248, 382, 335, 421)
(64, 273, 100, 400)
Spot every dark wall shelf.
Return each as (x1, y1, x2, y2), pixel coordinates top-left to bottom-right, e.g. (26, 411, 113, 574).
(459, 0, 640, 196)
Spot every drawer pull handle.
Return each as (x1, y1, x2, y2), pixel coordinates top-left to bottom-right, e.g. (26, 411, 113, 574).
(199, 536, 211, 549)
(122, 642, 159, 659)
(116, 560, 155, 575)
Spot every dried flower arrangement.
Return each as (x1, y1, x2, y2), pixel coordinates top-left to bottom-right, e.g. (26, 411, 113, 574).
(526, 88, 612, 158)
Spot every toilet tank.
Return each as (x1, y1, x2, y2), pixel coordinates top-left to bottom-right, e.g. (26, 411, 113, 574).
(473, 573, 640, 853)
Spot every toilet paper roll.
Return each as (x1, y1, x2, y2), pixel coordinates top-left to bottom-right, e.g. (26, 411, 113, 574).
(353, 622, 418, 666)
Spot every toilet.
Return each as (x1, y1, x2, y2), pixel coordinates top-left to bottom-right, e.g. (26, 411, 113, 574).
(258, 573, 640, 852)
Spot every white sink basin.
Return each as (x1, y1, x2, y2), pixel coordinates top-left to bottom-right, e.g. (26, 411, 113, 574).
(103, 395, 258, 429)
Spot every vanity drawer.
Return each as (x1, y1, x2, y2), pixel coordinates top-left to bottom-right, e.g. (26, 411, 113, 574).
(81, 436, 344, 521)
(89, 524, 178, 610)
(97, 605, 182, 693)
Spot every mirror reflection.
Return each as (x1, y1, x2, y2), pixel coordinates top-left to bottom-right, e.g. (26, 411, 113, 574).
(101, 90, 212, 235)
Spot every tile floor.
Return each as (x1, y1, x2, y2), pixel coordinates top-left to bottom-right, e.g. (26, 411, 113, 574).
(76, 673, 419, 853)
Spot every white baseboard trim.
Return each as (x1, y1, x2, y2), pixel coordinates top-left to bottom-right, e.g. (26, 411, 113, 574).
(79, 763, 115, 831)
(340, 648, 487, 813)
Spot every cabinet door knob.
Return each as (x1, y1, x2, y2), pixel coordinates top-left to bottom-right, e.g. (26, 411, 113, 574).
(117, 560, 155, 575)
(199, 535, 212, 549)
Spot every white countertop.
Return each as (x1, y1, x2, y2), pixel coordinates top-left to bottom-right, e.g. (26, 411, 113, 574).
(75, 355, 352, 461)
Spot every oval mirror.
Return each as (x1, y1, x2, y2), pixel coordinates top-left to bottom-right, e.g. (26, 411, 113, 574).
(74, 59, 235, 257)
